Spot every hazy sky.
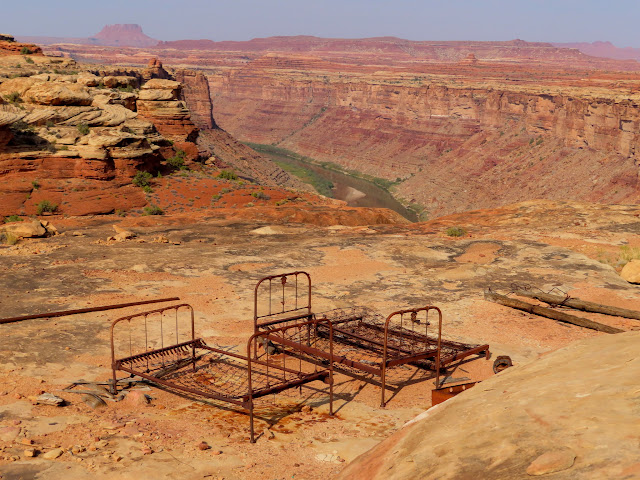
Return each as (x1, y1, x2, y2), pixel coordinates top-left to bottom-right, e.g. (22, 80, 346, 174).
(4, 0, 639, 46)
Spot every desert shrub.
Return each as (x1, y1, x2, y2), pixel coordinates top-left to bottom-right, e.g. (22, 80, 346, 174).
(36, 200, 58, 215)
(220, 188, 231, 194)
(23, 56, 34, 64)
(0, 232, 18, 245)
(211, 194, 222, 203)
(77, 122, 90, 135)
(275, 199, 289, 206)
(217, 170, 238, 181)
(118, 85, 135, 93)
(31, 180, 40, 190)
(142, 185, 153, 193)
(132, 171, 152, 188)
(3, 215, 23, 223)
(20, 47, 32, 55)
(446, 226, 467, 237)
(619, 246, 640, 263)
(10, 121, 33, 134)
(166, 150, 186, 170)
(246, 202, 254, 207)
(4, 91, 21, 103)
(251, 191, 270, 200)
(143, 204, 163, 215)
(45, 120, 54, 128)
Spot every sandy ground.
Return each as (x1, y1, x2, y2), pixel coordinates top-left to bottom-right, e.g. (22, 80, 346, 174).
(1, 202, 639, 479)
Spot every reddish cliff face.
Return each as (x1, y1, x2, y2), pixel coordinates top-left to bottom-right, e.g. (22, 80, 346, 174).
(205, 56, 640, 216)
(30, 38, 640, 217)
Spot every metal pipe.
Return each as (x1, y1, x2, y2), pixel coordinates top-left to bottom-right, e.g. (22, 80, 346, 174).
(1, 297, 181, 325)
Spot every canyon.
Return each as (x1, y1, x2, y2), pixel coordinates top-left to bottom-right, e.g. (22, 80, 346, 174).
(2, 29, 640, 480)
(39, 35, 640, 217)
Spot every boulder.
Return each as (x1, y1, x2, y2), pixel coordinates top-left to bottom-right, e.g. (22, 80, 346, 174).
(42, 448, 64, 460)
(23, 82, 92, 106)
(620, 259, 640, 283)
(77, 73, 100, 87)
(0, 220, 46, 238)
(0, 77, 38, 96)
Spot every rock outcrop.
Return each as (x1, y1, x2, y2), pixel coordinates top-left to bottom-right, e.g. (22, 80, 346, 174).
(0, 57, 195, 216)
(337, 331, 640, 480)
(137, 78, 198, 143)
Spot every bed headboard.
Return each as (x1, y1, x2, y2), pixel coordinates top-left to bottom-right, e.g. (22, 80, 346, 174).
(110, 304, 196, 388)
(253, 271, 312, 331)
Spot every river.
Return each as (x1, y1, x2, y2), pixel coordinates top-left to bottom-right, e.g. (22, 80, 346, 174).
(258, 148, 418, 222)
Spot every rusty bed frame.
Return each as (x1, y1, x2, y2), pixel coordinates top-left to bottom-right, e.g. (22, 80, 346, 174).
(254, 271, 490, 406)
(110, 303, 334, 443)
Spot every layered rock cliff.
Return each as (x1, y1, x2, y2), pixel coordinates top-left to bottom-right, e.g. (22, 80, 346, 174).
(29, 37, 640, 217)
(0, 53, 304, 217)
(207, 56, 640, 216)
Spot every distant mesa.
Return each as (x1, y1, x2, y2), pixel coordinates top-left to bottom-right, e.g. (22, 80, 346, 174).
(16, 24, 158, 48)
(553, 40, 640, 62)
(93, 24, 158, 47)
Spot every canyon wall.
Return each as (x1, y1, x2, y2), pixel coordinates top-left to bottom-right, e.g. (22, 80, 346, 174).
(33, 38, 640, 217)
(207, 59, 640, 216)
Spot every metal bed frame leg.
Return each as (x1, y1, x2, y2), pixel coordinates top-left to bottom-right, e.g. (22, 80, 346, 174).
(249, 397, 255, 443)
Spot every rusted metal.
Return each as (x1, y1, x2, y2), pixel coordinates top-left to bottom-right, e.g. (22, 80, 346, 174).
(110, 304, 334, 443)
(1, 297, 181, 325)
(493, 355, 513, 373)
(381, 307, 442, 407)
(431, 381, 478, 406)
(254, 271, 312, 329)
(252, 271, 492, 408)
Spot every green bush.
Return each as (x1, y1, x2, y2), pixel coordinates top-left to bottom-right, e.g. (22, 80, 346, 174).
(4, 91, 21, 103)
(251, 191, 270, 200)
(77, 122, 90, 135)
(132, 171, 153, 188)
(446, 226, 467, 237)
(142, 185, 153, 193)
(167, 150, 186, 170)
(31, 180, 40, 190)
(217, 170, 238, 181)
(20, 47, 32, 55)
(275, 199, 289, 206)
(118, 85, 135, 93)
(36, 200, 58, 215)
(10, 121, 34, 134)
(23, 56, 34, 64)
(143, 204, 163, 215)
(3, 215, 23, 223)
(0, 232, 18, 246)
